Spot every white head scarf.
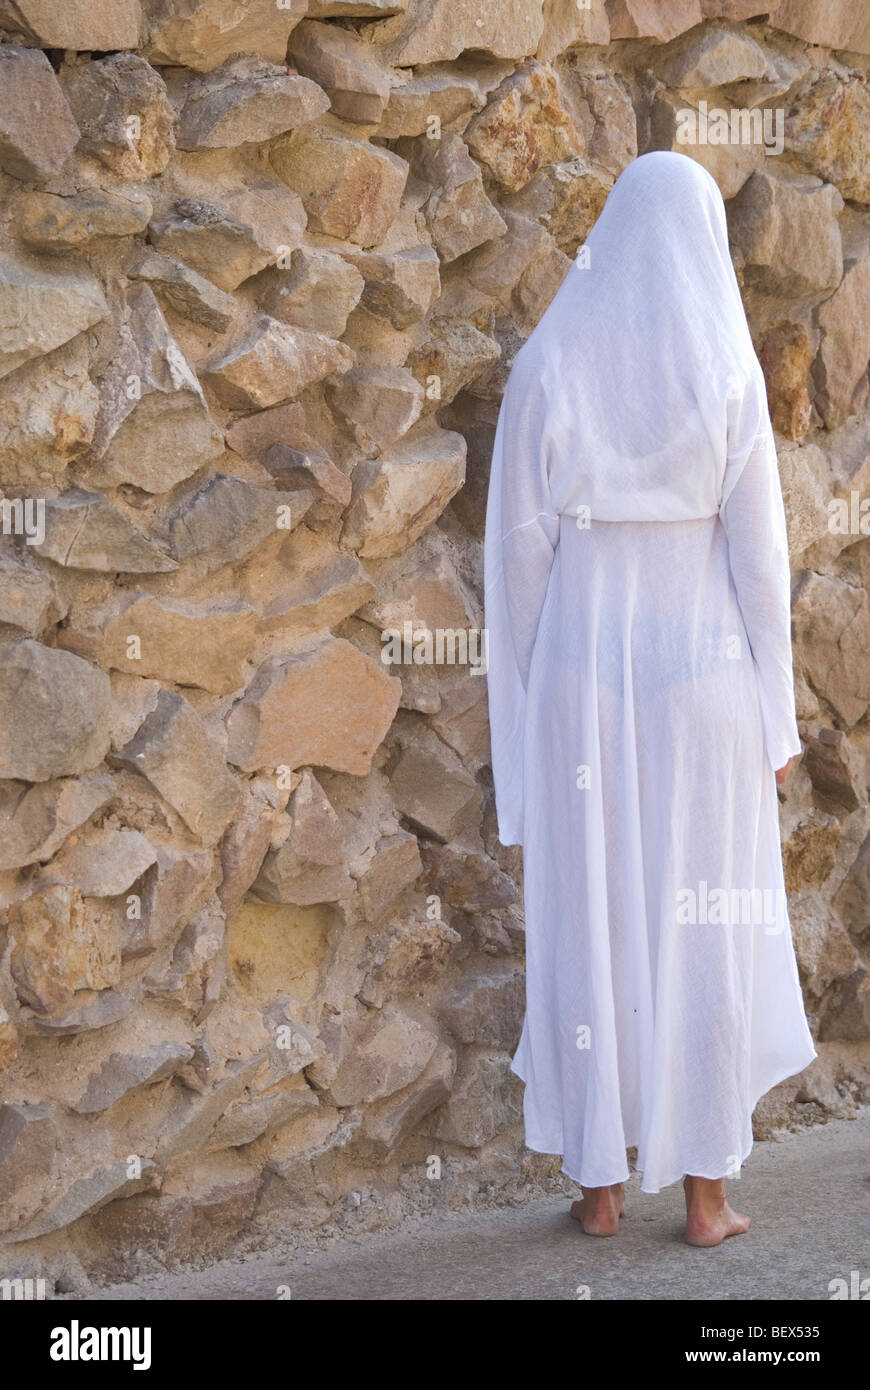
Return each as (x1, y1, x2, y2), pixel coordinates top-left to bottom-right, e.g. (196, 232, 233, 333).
(510, 150, 762, 523)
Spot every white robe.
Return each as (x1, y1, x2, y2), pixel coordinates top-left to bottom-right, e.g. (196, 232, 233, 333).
(483, 153, 816, 1193)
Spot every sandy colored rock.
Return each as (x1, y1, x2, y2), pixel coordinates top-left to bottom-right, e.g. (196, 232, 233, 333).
(12, 188, 152, 253)
(342, 424, 466, 558)
(257, 531, 372, 635)
(792, 571, 870, 727)
(127, 248, 236, 332)
(0, 640, 110, 782)
(0, 336, 98, 488)
(226, 637, 401, 774)
(270, 124, 408, 246)
(326, 362, 424, 455)
(162, 473, 312, 573)
(149, 184, 306, 292)
(369, 0, 544, 65)
(85, 284, 222, 493)
(656, 25, 767, 88)
(758, 321, 812, 442)
(0, 254, 108, 382)
(378, 68, 484, 138)
(407, 317, 501, 412)
(340, 246, 440, 329)
(0, 773, 114, 871)
(776, 442, 832, 556)
(408, 132, 507, 262)
(328, 1006, 439, 1106)
(605, 0, 702, 43)
(770, 0, 870, 54)
(0, 0, 141, 48)
(33, 489, 176, 573)
(465, 62, 579, 192)
(260, 248, 364, 337)
(728, 168, 844, 298)
(42, 826, 157, 897)
(388, 717, 483, 842)
(433, 1050, 522, 1147)
(253, 770, 353, 905)
(0, 45, 79, 182)
(813, 252, 870, 429)
(801, 728, 864, 814)
(503, 155, 611, 258)
(61, 53, 175, 181)
(111, 689, 241, 844)
(143, 0, 307, 71)
(289, 19, 393, 124)
(178, 56, 329, 148)
(7, 885, 120, 1014)
(0, 553, 64, 635)
(202, 314, 354, 409)
(784, 73, 870, 205)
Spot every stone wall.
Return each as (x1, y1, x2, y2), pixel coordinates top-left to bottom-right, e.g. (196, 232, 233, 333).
(0, 0, 868, 1286)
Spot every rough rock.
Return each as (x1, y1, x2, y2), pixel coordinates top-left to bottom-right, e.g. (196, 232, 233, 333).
(44, 826, 157, 897)
(784, 73, 870, 205)
(127, 248, 236, 332)
(0, 45, 79, 182)
(728, 168, 844, 298)
(0, 641, 110, 782)
(202, 314, 354, 409)
(259, 248, 364, 337)
(0, 773, 114, 871)
(605, 0, 703, 43)
(359, 1041, 455, 1157)
(0, 0, 141, 49)
(657, 25, 767, 88)
(408, 132, 507, 262)
(270, 123, 408, 246)
(342, 424, 466, 558)
(33, 489, 176, 573)
(178, 56, 329, 148)
(813, 252, 870, 429)
(433, 1050, 522, 1147)
(226, 637, 401, 774)
(12, 189, 153, 253)
(407, 317, 501, 411)
(757, 321, 812, 442)
(326, 363, 424, 455)
(0, 336, 98, 488)
(0, 553, 64, 635)
(771, 0, 870, 55)
(253, 770, 353, 905)
(792, 572, 870, 727)
(327, 1006, 440, 1106)
(72, 1042, 194, 1115)
(143, 0, 308, 71)
(161, 473, 312, 573)
(340, 246, 440, 328)
(110, 689, 241, 843)
(60, 53, 175, 181)
(289, 19, 393, 124)
(149, 184, 306, 293)
(6, 885, 120, 1014)
(0, 254, 108, 382)
(84, 284, 222, 493)
(465, 61, 579, 192)
(368, 0, 545, 65)
(440, 968, 525, 1049)
(388, 717, 483, 842)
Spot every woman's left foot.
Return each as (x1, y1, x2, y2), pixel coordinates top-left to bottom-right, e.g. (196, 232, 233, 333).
(570, 1182, 625, 1236)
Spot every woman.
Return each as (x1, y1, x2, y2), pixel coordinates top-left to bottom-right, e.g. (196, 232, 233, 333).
(483, 152, 816, 1247)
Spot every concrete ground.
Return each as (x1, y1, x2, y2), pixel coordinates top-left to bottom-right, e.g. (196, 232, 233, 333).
(81, 1110, 869, 1301)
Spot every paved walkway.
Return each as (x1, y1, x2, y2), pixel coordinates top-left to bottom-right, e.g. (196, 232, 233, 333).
(83, 1110, 869, 1300)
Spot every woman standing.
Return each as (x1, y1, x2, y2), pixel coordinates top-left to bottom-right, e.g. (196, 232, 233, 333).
(483, 152, 816, 1247)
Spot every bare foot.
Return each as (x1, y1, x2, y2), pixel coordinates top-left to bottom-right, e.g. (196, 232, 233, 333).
(570, 1182, 625, 1236)
(683, 1175, 751, 1247)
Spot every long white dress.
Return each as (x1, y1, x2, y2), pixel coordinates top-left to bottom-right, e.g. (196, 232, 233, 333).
(483, 153, 816, 1194)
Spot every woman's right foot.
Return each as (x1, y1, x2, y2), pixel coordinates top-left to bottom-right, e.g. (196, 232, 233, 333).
(683, 1175, 751, 1247)
(570, 1182, 625, 1236)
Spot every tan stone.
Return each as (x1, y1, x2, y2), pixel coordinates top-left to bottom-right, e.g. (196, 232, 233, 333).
(143, 0, 308, 71)
(33, 489, 176, 573)
(728, 168, 844, 298)
(328, 1006, 439, 1106)
(354, 830, 423, 922)
(407, 132, 507, 262)
(0, 773, 114, 872)
(758, 321, 812, 442)
(178, 56, 329, 148)
(342, 424, 466, 559)
(0, 45, 79, 182)
(339, 246, 440, 329)
(226, 637, 401, 774)
(259, 248, 364, 337)
(605, 0, 703, 43)
(45, 826, 157, 898)
(253, 771, 353, 906)
(0, 0, 141, 49)
(0, 254, 108, 382)
(801, 727, 864, 814)
(433, 1050, 522, 1147)
(12, 188, 152, 253)
(792, 571, 870, 727)
(61, 53, 175, 181)
(358, 1041, 455, 1158)
(504, 156, 611, 258)
(0, 336, 98, 488)
(270, 124, 409, 246)
(359, 914, 459, 1008)
(110, 690, 241, 844)
(771, 0, 870, 55)
(149, 184, 306, 292)
(326, 363, 424, 455)
(537, 0, 609, 60)
(657, 25, 767, 88)
(378, 69, 484, 139)
(0, 641, 110, 783)
(369, 0, 544, 65)
(407, 317, 501, 413)
(784, 73, 870, 204)
(776, 442, 833, 557)
(202, 315, 354, 410)
(289, 19, 393, 124)
(0, 553, 64, 635)
(814, 253, 870, 429)
(388, 717, 483, 842)
(256, 532, 373, 637)
(127, 249, 236, 333)
(461, 209, 572, 335)
(7, 885, 120, 1014)
(557, 70, 637, 178)
(465, 62, 579, 192)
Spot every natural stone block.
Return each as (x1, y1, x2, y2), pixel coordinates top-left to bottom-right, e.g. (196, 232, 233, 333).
(270, 124, 408, 246)
(728, 168, 844, 298)
(0, 0, 141, 49)
(127, 248, 236, 332)
(149, 184, 306, 292)
(7, 885, 120, 1014)
(0, 45, 79, 182)
(12, 189, 152, 253)
(342, 424, 466, 558)
(72, 1042, 194, 1115)
(340, 246, 440, 328)
(226, 637, 401, 774)
(202, 315, 354, 409)
(0, 254, 108, 382)
(33, 489, 176, 573)
(0, 774, 114, 872)
(433, 1050, 522, 1147)
(327, 1006, 439, 1106)
(111, 689, 241, 844)
(0, 641, 110, 782)
(178, 55, 329, 148)
(61, 52, 175, 181)
(143, 0, 307, 71)
(289, 19, 392, 123)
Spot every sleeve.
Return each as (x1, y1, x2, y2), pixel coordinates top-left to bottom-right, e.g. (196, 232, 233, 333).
(483, 373, 560, 847)
(719, 361, 802, 774)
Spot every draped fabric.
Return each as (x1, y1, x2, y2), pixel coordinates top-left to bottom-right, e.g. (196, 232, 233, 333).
(483, 152, 815, 1192)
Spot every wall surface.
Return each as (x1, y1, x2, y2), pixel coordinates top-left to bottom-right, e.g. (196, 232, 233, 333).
(0, 0, 867, 1287)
